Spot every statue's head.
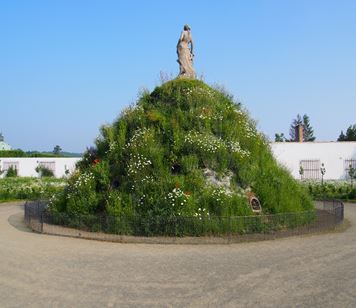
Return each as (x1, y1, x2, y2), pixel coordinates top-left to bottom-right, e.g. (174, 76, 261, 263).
(184, 24, 191, 31)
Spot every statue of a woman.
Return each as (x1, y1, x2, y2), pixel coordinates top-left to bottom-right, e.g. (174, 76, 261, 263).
(177, 25, 196, 79)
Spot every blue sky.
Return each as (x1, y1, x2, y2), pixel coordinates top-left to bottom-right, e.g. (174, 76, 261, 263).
(1, 0, 355, 152)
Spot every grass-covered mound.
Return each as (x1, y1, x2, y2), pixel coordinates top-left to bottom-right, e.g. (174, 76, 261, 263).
(50, 79, 313, 234)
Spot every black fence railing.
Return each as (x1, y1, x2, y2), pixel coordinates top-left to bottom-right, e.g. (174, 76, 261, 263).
(24, 200, 344, 243)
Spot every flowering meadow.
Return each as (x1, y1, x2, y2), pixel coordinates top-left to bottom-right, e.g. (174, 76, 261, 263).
(0, 177, 66, 202)
(49, 79, 312, 234)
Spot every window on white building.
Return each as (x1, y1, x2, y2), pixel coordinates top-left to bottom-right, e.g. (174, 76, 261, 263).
(3, 161, 19, 172)
(300, 160, 320, 180)
(38, 161, 56, 172)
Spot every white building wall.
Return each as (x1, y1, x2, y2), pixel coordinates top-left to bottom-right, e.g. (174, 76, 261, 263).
(271, 142, 356, 180)
(0, 157, 81, 178)
(1, 142, 356, 180)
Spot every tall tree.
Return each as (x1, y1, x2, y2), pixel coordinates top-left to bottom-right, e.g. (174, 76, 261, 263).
(338, 130, 346, 141)
(338, 124, 356, 141)
(289, 114, 316, 141)
(302, 114, 316, 141)
(53, 145, 62, 155)
(289, 114, 303, 141)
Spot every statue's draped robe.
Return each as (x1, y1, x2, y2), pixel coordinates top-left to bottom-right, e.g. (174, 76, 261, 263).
(177, 31, 196, 78)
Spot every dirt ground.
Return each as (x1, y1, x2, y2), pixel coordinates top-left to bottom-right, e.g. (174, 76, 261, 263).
(1, 202, 355, 307)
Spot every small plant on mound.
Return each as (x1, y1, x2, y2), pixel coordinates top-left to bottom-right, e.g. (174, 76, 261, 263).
(49, 79, 313, 235)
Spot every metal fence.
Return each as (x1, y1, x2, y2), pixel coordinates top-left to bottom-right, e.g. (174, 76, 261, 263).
(24, 200, 344, 244)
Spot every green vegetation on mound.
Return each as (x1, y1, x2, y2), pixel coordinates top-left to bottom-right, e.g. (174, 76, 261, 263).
(50, 79, 313, 221)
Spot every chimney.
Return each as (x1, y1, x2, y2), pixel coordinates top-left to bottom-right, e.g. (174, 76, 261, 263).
(295, 124, 304, 142)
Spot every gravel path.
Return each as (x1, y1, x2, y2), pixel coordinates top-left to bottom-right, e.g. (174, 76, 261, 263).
(0, 202, 355, 307)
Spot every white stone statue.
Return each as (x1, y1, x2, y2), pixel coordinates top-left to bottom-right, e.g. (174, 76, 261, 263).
(177, 25, 196, 79)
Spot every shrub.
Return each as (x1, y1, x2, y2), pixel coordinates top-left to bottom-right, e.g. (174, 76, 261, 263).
(35, 165, 54, 177)
(302, 180, 356, 202)
(0, 177, 66, 202)
(0, 150, 74, 158)
(0, 150, 25, 157)
(5, 166, 17, 177)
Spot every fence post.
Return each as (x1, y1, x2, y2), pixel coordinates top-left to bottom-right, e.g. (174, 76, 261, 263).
(341, 202, 344, 221)
(29, 202, 32, 227)
(228, 216, 231, 244)
(40, 211, 44, 233)
(24, 202, 27, 224)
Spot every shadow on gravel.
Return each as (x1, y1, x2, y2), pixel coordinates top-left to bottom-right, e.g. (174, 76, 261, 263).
(8, 211, 33, 233)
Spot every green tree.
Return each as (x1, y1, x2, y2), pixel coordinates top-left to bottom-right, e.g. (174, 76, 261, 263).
(338, 131, 346, 141)
(5, 166, 17, 177)
(289, 114, 315, 141)
(338, 124, 356, 141)
(274, 133, 285, 142)
(289, 114, 303, 141)
(299, 165, 304, 180)
(302, 114, 316, 141)
(53, 145, 62, 155)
